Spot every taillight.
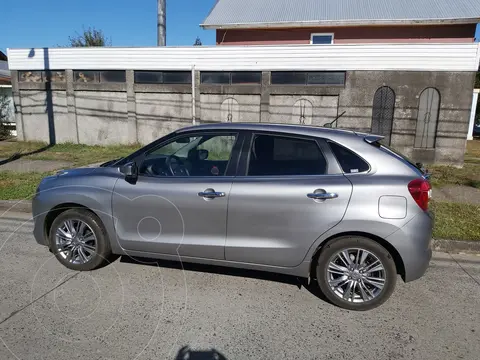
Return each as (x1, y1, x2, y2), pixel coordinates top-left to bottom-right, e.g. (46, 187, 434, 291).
(408, 178, 431, 211)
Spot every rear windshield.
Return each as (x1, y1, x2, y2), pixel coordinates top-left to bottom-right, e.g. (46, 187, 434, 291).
(369, 140, 425, 175)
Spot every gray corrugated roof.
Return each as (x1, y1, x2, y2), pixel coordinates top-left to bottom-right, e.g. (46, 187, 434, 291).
(201, 0, 480, 28)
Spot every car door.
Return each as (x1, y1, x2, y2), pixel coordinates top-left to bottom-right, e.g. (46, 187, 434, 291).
(112, 131, 242, 260)
(225, 132, 352, 267)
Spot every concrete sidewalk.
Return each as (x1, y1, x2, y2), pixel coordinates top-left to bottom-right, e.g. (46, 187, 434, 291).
(0, 158, 73, 172)
(433, 185, 480, 205)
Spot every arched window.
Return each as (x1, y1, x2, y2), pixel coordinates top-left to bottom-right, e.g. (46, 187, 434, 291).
(292, 98, 313, 125)
(221, 97, 239, 122)
(371, 86, 395, 145)
(415, 88, 440, 149)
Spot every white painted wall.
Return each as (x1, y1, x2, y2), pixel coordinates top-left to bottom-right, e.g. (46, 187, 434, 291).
(468, 89, 479, 140)
(7, 43, 480, 72)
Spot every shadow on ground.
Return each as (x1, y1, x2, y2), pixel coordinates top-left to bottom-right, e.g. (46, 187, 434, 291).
(119, 255, 330, 304)
(174, 346, 227, 360)
(0, 144, 53, 166)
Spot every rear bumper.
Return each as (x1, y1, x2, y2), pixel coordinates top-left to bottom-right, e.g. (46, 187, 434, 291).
(386, 211, 433, 282)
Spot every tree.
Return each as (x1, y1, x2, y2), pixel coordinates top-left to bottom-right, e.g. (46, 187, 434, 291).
(67, 27, 111, 47)
(193, 37, 202, 46)
(0, 92, 12, 139)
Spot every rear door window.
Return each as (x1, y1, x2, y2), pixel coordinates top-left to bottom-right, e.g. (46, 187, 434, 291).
(328, 141, 369, 174)
(247, 134, 327, 176)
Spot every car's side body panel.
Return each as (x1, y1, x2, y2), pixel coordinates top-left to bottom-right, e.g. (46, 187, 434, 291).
(111, 176, 234, 260)
(225, 175, 352, 267)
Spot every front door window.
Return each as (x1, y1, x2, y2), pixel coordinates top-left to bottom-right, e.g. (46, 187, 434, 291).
(140, 133, 237, 177)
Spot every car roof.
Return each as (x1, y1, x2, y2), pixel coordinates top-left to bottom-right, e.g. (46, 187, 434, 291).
(178, 122, 376, 141)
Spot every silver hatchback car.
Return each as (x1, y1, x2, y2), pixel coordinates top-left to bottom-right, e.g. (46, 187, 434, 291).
(33, 123, 433, 310)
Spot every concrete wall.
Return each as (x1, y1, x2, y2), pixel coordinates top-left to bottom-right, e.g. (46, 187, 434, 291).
(268, 95, 338, 125)
(10, 68, 476, 165)
(75, 91, 132, 145)
(135, 91, 193, 144)
(200, 94, 261, 123)
(19, 89, 71, 143)
(216, 24, 477, 45)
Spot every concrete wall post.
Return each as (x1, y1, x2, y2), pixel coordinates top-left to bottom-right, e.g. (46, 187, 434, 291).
(126, 70, 138, 143)
(260, 71, 270, 123)
(194, 70, 201, 124)
(65, 70, 79, 143)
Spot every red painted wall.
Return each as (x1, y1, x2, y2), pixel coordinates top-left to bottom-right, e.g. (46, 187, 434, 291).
(216, 24, 477, 45)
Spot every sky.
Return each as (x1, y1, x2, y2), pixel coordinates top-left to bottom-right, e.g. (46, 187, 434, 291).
(0, 0, 217, 54)
(0, 0, 479, 55)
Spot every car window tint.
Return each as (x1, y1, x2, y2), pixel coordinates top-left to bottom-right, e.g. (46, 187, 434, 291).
(142, 134, 237, 177)
(150, 136, 197, 157)
(248, 135, 326, 176)
(197, 135, 236, 161)
(329, 141, 369, 173)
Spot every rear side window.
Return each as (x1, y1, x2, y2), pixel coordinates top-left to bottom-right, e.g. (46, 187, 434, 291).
(372, 141, 425, 175)
(248, 134, 327, 176)
(329, 141, 369, 174)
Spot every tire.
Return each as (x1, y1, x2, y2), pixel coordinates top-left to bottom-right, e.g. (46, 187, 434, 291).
(49, 208, 112, 271)
(316, 236, 397, 311)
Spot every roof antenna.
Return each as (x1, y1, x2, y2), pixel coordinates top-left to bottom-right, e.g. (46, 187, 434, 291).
(323, 111, 346, 128)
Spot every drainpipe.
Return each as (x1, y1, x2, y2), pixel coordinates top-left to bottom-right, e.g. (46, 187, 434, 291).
(192, 65, 196, 125)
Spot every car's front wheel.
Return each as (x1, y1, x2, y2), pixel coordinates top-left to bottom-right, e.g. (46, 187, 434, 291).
(316, 236, 397, 311)
(49, 209, 112, 271)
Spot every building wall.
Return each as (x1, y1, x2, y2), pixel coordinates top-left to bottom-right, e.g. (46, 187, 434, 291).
(135, 87, 193, 144)
(216, 24, 477, 45)
(10, 68, 476, 165)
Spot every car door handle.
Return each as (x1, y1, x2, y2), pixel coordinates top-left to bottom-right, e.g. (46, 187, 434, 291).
(307, 192, 338, 200)
(198, 190, 226, 199)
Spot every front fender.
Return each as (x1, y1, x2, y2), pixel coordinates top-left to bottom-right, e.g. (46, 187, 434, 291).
(32, 180, 119, 249)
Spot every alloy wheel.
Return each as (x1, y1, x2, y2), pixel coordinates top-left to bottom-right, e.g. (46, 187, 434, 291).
(326, 248, 386, 303)
(55, 219, 97, 265)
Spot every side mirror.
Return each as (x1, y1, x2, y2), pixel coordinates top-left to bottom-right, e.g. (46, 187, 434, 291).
(120, 162, 138, 184)
(198, 149, 209, 160)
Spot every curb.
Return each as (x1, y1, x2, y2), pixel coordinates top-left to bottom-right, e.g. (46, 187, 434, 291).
(0, 200, 33, 214)
(432, 239, 480, 254)
(0, 200, 479, 254)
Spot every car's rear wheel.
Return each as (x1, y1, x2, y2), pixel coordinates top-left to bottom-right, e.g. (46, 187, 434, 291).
(316, 236, 397, 311)
(49, 209, 112, 271)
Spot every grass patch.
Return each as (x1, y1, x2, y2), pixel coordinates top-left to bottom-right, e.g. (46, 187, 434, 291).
(431, 201, 480, 241)
(428, 140, 480, 189)
(429, 163, 480, 188)
(0, 141, 142, 200)
(0, 171, 52, 200)
(0, 141, 141, 167)
(466, 139, 480, 158)
(0, 141, 47, 158)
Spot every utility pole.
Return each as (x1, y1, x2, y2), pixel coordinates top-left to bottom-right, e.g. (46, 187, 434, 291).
(157, 0, 166, 46)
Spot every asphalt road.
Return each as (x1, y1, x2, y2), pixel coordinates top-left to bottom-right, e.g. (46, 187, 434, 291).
(0, 212, 479, 360)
